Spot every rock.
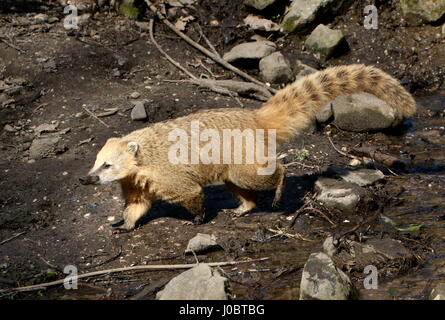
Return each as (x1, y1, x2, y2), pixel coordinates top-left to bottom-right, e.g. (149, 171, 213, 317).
(130, 101, 148, 121)
(293, 60, 317, 81)
(400, 0, 445, 25)
(316, 102, 333, 123)
(300, 252, 355, 300)
(328, 168, 385, 186)
(305, 24, 348, 60)
(3, 124, 17, 133)
(331, 92, 399, 132)
(431, 283, 445, 300)
(32, 13, 49, 24)
(259, 52, 293, 84)
(35, 123, 59, 135)
(331, 238, 416, 272)
(185, 233, 221, 254)
(29, 136, 66, 160)
(281, 0, 350, 33)
(315, 178, 370, 214)
(62, 0, 96, 12)
(156, 264, 228, 300)
(323, 236, 339, 257)
(244, 14, 281, 32)
(223, 41, 277, 64)
(244, 0, 279, 10)
(129, 91, 141, 99)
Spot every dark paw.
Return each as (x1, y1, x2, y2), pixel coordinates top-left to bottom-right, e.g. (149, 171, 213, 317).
(112, 227, 131, 234)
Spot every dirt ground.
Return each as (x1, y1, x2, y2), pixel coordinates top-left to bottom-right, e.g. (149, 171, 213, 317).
(0, 0, 444, 299)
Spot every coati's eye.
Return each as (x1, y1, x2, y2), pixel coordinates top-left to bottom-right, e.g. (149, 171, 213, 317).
(103, 163, 112, 169)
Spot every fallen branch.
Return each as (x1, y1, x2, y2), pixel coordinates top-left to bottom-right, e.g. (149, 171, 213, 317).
(0, 258, 269, 294)
(0, 37, 26, 53)
(143, 0, 277, 95)
(82, 106, 110, 128)
(327, 135, 357, 160)
(0, 232, 26, 246)
(350, 146, 406, 169)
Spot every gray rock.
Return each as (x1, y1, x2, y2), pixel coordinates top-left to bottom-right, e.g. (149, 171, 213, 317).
(293, 60, 317, 81)
(323, 236, 339, 257)
(156, 264, 228, 300)
(185, 233, 221, 254)
(281, 0, 350, 33)
(400, 0, 445, 25)
(223, 41, 277, 64)
(244, 0, 279, 10)
(331, 92, 399, 132)
(131, 101, 148, 121)
(3, 124, 17, 133)
(331, 238, 415, 272)
(129, 91, 141, 99)
(300, 252, 355, 300)
(35, 123, 59, 135)
(316, 102, 333, 123)
(431, 283, 445, 300)
(29, 136, 66, 160)
(305, 24, 347, 60)
(315, 178, 368, 213)
(328, 168, 385, 186)
(244, 14, 281, 32)
(259, 52, 293, 84)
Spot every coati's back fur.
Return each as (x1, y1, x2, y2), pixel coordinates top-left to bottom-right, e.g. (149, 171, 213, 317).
(84, 64, 416, 231)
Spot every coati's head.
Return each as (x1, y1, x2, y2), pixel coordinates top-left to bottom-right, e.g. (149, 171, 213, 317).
(80, 138, 139, 185)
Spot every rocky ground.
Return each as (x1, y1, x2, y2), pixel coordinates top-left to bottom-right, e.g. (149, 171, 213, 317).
(0, 0, 445, 300)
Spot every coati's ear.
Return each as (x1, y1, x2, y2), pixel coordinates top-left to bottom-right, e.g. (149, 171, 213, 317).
(127, 141, 139, 155)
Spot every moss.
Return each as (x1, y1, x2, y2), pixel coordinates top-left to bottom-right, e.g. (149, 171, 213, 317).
(116, 0, 140, 18)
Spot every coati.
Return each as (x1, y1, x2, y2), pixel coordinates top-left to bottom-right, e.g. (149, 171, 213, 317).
(80, 64, 416, 232)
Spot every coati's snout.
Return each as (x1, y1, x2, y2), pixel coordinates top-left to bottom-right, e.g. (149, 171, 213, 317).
(79, 175, 99, 185)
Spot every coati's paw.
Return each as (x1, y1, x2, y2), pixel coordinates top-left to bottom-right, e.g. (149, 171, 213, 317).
(112, 227, 132, 234)
(232, 204, 255, 217)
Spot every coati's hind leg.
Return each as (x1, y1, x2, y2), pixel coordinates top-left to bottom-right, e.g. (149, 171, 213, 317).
(226, 163, 286, 215)
(225, 181, 258, 215)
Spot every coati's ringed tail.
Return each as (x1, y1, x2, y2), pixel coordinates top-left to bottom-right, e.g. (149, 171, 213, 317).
(256, 64, 416, 142)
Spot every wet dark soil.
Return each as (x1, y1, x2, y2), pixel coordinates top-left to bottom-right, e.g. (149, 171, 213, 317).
(0, 0, 444, 300)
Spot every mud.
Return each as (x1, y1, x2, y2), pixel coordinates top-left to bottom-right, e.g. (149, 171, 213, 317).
(0, 1, 444, 300)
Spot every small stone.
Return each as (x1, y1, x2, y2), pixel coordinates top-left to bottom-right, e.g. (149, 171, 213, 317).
(107, 216, 115, 222)
(259, 52, 293, 84)
(400, 0, 445, 25)
(130, 101, 148, 121)
(431, 283, 445, 300)
(243, 14, 281, 32)
(223, 41, 277, 64)
(156, 264, 228, 300)
(305, 24, 348, 60)
(29, 136, 66, 160)
(185, 233, 221, 254)
(3, 124, 17, 133)
(129, 92, 141, 99)
(328, 168, 385, 186)
(300, 252, 356, 300)
(349, 158, 362, 167)
(243, 0, 279, 10)
(35, 123, 58, 134)
(315, 178, 370, 214)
